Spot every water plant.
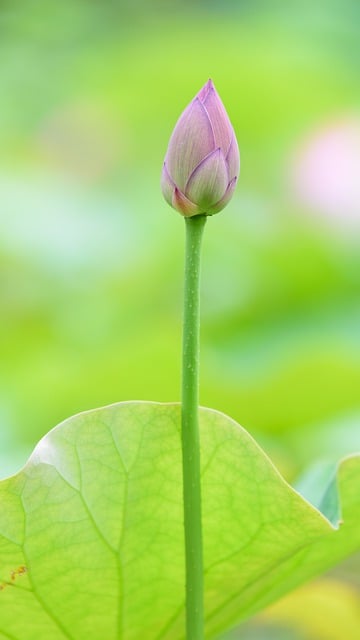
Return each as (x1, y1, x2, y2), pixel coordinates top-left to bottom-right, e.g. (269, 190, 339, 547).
(0, 81, 358, 640)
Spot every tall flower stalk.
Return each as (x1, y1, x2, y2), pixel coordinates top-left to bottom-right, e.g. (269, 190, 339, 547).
(161, 79, 240, 639)
(181, 213, 207, 639)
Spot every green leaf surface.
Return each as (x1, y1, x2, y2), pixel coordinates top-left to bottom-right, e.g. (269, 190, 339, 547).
(0, 402, 358, 639)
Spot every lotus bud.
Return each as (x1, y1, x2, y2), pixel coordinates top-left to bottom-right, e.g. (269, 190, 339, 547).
(161, 79, 240, 217)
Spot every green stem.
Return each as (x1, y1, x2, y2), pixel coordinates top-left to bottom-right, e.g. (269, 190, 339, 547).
(181, 214, 207, 640)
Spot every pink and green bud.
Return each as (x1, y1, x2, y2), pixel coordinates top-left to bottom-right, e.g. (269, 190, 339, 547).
(161, 79, 240, 217)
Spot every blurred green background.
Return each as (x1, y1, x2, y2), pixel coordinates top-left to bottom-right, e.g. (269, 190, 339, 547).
(1, 0, 359, 637)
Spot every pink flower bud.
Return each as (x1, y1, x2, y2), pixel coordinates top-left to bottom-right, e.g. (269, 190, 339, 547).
(161, 79, 240, 217)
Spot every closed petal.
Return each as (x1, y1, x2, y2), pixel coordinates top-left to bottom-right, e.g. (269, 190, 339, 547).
(226, 134, 240, 181)
(197, 78, 213, 102)
(165, 98, 215, 191)
(208, 177, 238, 214)
(186, 148, 228, 210)
(202, 83, 233, 156)
(160, 163, 175, 206)
(172, 188, 201, 217)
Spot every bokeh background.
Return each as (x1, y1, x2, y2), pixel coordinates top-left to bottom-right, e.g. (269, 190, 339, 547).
(1, 0, 359, 637)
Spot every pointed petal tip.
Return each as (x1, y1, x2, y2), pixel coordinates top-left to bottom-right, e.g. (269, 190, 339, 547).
(197, 78, 215, 102)
(208, 176, 238, 214)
